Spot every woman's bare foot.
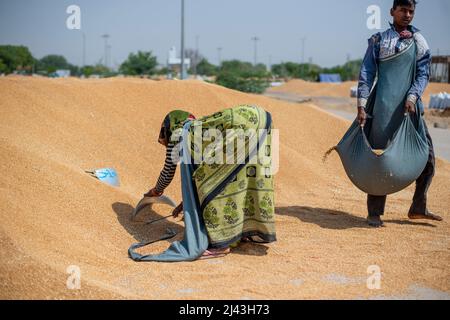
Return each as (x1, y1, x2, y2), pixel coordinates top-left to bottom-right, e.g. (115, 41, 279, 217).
(199, 247, 230, 260)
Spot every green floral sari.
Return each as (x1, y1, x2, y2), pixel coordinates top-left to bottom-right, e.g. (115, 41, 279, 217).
(187, 105, 276, 248)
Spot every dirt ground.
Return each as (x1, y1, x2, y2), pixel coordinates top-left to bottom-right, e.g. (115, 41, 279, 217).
(267, 80, 450, 129)
(0, 77, 449, 299)
(269, 79, 450, 105)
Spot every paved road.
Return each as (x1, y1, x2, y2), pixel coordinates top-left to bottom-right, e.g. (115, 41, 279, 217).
(265, 91, 450, 161)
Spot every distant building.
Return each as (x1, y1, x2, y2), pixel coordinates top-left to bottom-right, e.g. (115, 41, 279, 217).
(429, 93, 450, 110)
(167, 46, 190, 78)
(431, 56, 450, 83)
(49, 69, 71, 78)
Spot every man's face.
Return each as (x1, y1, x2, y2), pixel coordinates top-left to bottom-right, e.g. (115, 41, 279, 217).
(391, 5, 415, 28)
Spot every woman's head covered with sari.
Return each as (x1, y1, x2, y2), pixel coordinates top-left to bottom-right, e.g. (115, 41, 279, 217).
(158, 110, 196, 146)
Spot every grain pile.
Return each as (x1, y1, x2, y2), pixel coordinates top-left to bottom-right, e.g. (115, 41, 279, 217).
(0, 77, 449, 299)
(269, 79, 450, 105)
(269, 79, 356, 98)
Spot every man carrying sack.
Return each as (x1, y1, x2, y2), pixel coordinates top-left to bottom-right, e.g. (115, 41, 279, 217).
(356, 0, 443, 227)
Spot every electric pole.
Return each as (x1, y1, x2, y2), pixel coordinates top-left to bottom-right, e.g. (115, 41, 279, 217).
(82, 32, 86, 67)
(217, 47, 222, 66)
(301, 37, 306, 64)
(180, 0, 185, 79)
(101, 34, 110, 68)
(251, 36, 260, 66)
(107, 45, 112, 70)
(194, 35, 199, 77)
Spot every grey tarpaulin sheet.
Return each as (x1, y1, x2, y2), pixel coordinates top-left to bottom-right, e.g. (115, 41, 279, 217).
(128, 121, 209, 262)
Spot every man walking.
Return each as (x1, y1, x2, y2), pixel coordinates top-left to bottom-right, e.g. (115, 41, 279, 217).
(356, 0, 443, 227)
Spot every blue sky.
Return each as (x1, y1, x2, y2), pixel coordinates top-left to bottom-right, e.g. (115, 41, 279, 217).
(0, 0, 449, 68)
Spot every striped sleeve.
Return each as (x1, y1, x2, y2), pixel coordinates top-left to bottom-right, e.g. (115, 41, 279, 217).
(155, 143, 178, 193)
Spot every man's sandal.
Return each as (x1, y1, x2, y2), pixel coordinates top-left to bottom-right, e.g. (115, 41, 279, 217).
(367, 216, 384, 228)
(408, 211, 443, 221)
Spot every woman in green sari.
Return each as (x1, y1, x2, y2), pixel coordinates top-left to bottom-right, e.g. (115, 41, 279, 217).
(131, 105, 276, 262)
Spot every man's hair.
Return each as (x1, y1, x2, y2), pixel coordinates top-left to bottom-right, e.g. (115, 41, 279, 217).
(393, 0, 417, 9)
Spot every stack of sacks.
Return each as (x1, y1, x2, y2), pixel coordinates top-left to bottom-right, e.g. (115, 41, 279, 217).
(429, 92, 450, 110)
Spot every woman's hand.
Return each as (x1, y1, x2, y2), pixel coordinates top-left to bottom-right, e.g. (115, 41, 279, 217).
(144, 187, 163, 198)
(172, 202, 183, 218)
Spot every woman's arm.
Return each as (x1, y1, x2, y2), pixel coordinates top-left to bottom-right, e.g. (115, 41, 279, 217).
(154, 142, 178, 194)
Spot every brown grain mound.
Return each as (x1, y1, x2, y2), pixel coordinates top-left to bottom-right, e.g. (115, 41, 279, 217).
(269, 79, 356, 98)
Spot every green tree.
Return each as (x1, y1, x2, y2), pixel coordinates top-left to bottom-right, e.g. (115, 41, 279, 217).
(0, 58, 6, 73)
(271, 63, 289, 78)
(271, 62, 323, 81)
(196, 58, 217, 76)
(214, 60, 270, 93)
(0, 45, 35, 74)
(80, 64, 113, 77)
(216, 71, 268, 94)
(80, 65, 94, 77)
(68, 64, 80, 77)
(155, 66, 170, 76)
(322, 59, 362, 81)
(253, 63, 269, 78)
(36, 54, 82, 76)
(220, 60, 268, 78)
(37, 55, 71, 73)
(300, 63, 321, 81)
(119, 51, 157, 76)
(342, 59, 363, 81)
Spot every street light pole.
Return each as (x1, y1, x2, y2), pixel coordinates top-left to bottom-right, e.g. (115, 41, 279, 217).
(107, 45, 112, 70)
(180, 0, 185, 79)
(217, 47, 222, 66)
(82, 31, 86, 67)
(101, 34, 109, 68)
(301, 37, 306, 64)
(194, 35, 199, 78)
(251, 36, 259, 66)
